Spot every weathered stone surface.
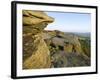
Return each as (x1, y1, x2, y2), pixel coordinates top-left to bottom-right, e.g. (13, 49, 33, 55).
(23, 10, 54, 35)
(23, 10, 54, 25)
(23, 33, 51, 69)
(43, 31, 83, 55)
(43, 30, 90, 67)
(23, 10, 54, 69)
(64, 44, 73, 53)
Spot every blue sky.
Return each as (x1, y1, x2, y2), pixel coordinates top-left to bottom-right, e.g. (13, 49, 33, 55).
(45, 11, 91, 33)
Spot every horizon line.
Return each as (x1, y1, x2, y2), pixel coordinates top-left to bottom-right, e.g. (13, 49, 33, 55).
(44, 29, 91, 33)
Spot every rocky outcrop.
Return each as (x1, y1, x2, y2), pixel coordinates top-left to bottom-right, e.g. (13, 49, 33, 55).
(43, 30, 90, 67)
(23, 10, 54, 69)
(44, 31, 84, 55)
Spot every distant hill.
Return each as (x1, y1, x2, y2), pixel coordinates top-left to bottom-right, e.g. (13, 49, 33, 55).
(70, 32, 90, 38)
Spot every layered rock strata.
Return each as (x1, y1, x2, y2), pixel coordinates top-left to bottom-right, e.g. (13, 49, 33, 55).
(23, 10, 54, 69)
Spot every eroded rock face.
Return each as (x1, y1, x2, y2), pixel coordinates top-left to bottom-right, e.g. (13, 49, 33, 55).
(23, 10, 54, 69)
(44, 31, 84, 55)
(23, 10, 54, 35)
(43, 31, 90, 67)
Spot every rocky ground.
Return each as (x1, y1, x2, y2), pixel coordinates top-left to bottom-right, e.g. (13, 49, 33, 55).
(22, 10, 91, 69)
(43, 30, 90, 67)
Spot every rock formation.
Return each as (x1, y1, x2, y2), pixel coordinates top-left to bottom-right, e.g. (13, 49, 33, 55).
(43, 30, 90, 67)
(23, 10, 90, 69)
(23, 10, 54, 69)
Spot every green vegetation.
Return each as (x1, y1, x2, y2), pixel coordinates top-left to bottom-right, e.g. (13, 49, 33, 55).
(79, 38, 91, 57)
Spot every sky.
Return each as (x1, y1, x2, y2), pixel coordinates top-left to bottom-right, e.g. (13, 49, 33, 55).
(45, 11, 91, 33)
